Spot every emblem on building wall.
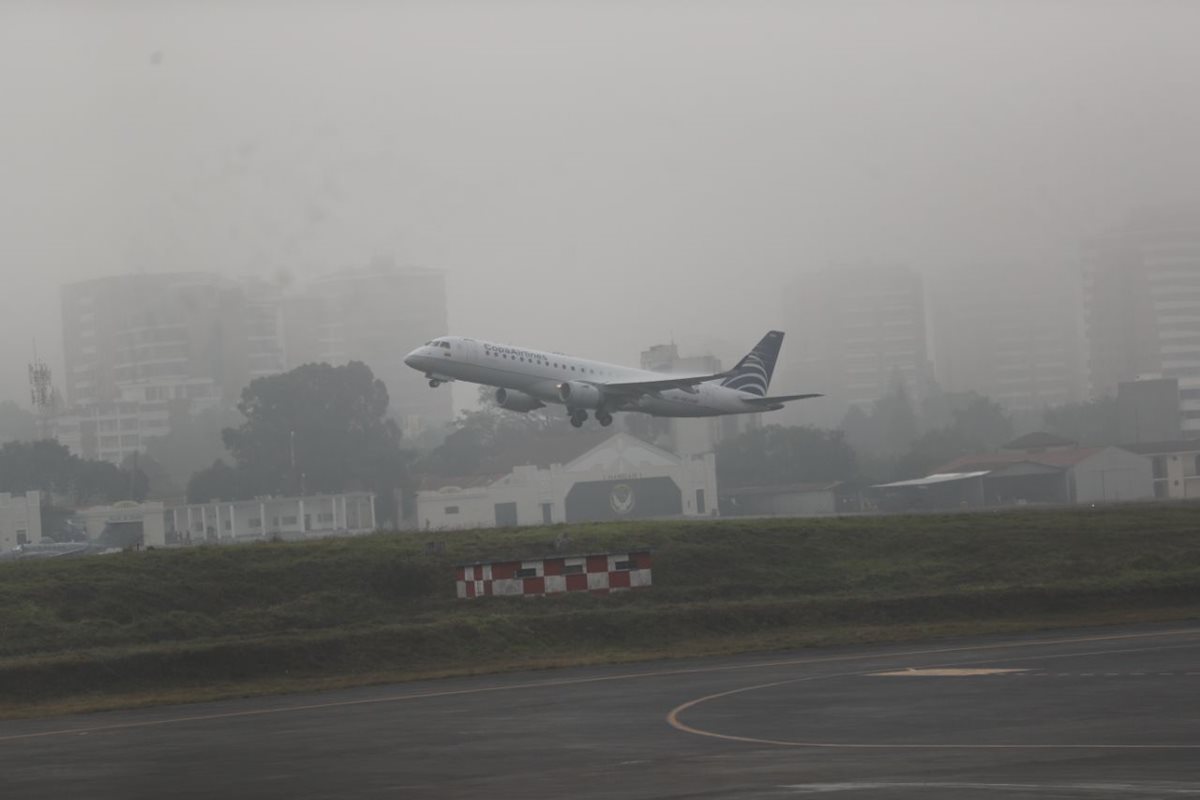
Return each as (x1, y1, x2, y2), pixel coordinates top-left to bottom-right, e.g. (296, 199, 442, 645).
(609, 483, 636, 515)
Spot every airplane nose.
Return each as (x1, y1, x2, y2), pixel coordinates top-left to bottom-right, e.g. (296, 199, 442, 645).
(404, 349, 421, 368)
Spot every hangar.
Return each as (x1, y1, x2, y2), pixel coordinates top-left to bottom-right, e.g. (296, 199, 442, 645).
(873, 433, 1154, 510)
(416, 433, 718, 529)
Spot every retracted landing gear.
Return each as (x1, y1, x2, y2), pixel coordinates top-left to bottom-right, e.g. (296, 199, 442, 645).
(569, 409, 588, 428)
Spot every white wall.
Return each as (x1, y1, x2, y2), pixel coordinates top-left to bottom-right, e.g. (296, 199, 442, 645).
(166, 493, 376, 544)
(0, 491, 42, 550)
(1072, 448, 1154, 503)
(416, 435, 719, 530)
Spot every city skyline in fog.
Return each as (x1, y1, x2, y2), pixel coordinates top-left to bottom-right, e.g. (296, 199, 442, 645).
(3, 1, 1199, 412)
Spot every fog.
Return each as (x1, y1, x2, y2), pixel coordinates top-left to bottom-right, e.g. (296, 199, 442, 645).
(2, 0, 1199, 411)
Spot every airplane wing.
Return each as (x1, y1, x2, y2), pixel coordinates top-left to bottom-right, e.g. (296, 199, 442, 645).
(600, 371, 732, 395)
(740, 393, 823, 405)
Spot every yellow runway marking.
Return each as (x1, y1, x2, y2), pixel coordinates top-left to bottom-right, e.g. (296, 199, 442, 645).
(2, 626, 1197, 744)
(666, 636, 1200, 750)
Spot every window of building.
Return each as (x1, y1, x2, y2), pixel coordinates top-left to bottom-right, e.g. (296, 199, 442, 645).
(249, 517, 262, 528)
(613, 560, 632, 571)
(563, 563, 584, 574)
(445, 505, 459, 514)
(516, 567, 538, 578)
(282, 515, 298, 525)
(1153, 457, 1167, 479)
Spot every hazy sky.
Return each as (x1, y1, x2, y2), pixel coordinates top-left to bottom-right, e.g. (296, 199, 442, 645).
(2, 1, 1198, 410)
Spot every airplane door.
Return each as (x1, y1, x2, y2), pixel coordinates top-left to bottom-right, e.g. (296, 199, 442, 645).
(453, 339, 479, 362)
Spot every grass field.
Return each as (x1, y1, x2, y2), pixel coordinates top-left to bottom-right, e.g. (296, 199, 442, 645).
(2, 505, 1199, 716)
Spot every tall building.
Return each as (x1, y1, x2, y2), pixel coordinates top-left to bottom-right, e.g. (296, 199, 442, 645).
(637, 343, 751, 455)
(58, 273, 287, 463)
(778, 264, 933, 426)
(285, 258, 452, 436)
(239, 278, 288, 382)
(929, 269, 1084, 412)
(60, 273, 269, 410)
(1083, 208, 1200, 435)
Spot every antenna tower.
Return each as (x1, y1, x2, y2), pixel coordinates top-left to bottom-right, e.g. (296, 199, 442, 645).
(28, 343, 58, 439)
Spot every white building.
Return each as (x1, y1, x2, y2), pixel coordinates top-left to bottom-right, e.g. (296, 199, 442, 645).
(167, 492, 377, 544)
(417, 433, 718, 530)
(76, 500, 167, 547)
(0, 491, 42, 551)
(1125, 440, 1200, 500)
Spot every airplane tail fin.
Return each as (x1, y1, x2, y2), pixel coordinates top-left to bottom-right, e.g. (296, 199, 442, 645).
(721, 331, 784, 397)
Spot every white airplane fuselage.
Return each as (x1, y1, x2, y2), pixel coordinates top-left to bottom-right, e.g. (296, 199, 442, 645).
(403, 336, 775, 418)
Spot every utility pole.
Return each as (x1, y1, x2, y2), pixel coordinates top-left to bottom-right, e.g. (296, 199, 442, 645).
(290, 430, 297, 496)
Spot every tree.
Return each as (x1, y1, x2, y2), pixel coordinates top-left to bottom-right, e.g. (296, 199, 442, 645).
(187, 459, 248, 504)
(716, 425, 858, 488)
(840, 379, 919, 459)
(121, 452, 175, 500)
(874, 378, 920, 456)
(0, 439, 140, 506)
(416, 402, 562, 477)
(200, 362, 412, 521)
(142, 403, 242, 496)
(950, 394, 1013, 450)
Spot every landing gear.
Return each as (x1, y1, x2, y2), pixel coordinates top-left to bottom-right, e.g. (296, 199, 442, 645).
(569, 409, 588, 428)
(428, 379, 441, 388)
(596, 411, 613, 427)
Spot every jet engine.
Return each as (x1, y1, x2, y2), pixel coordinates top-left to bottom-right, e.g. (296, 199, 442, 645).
(494, 388, 545, 412)
(557, 381, 605, 409)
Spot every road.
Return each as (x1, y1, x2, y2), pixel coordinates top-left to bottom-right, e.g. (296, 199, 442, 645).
(2, 623, 1198, 799)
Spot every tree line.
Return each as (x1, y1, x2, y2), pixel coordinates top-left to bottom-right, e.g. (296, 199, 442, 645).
(0, 360, 1128, 534)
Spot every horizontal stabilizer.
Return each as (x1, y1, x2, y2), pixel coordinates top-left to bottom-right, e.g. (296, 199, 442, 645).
(741, 393, 822, 406)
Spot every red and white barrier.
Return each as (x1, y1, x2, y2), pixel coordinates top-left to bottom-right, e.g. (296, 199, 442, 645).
(456, 551, 652, 598)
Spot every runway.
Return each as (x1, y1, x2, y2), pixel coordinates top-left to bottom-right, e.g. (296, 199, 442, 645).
(2, 623, 1198, 799)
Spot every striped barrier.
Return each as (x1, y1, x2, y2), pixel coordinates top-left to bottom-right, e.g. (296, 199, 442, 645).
(455, 551, 652, 598)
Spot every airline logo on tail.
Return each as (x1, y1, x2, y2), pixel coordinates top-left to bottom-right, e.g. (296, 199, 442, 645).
(721, 331, 784, 397)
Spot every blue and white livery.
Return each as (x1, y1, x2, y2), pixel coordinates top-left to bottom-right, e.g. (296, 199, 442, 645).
(404, 331, 820, 428)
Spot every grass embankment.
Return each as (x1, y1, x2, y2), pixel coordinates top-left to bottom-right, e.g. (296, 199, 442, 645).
(2, 506, 1200, 716)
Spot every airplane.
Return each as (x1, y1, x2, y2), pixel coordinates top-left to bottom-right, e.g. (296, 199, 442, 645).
(403, 330, 820, 428)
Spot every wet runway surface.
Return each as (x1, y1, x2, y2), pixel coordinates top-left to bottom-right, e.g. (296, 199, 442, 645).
(2, 623, 1198, 799)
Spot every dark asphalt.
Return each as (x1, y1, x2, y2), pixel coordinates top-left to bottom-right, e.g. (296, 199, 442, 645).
(1, 623, 1198, 799)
